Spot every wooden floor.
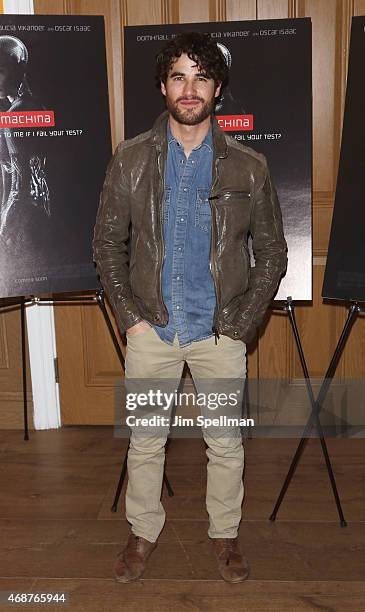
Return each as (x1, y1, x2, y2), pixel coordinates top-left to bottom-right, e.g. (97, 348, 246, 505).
(0, 428, 364, 611)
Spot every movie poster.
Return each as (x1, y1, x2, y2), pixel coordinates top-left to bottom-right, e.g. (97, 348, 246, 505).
(124, 19, 312, 301)
(322, 16, 365, 302)
(0, 15, 111, 298)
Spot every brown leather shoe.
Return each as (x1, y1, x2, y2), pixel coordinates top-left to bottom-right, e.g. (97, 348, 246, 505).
(114, 534, 157, 583)
(211, 537, 249, 583)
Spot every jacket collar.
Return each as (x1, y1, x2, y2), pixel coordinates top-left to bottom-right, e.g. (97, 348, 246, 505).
(150, 110, 228, 159)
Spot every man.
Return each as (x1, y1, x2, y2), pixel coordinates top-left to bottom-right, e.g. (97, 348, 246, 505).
(93, 32, 287, 584)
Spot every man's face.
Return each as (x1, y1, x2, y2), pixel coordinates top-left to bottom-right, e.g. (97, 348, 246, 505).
(161, 53, 221, 126)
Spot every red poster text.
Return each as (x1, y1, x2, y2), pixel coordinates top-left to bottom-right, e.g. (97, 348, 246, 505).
(216, 114, 253, 131)
(0, 111, 55, 128)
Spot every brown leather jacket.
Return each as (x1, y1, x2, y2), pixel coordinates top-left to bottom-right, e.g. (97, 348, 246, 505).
(93, 111, 287, 343)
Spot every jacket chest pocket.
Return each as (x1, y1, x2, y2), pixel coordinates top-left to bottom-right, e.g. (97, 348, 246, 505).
(210, 190, 251, 233)
(212, 190, 251, 201)
(195, 188, 211, 233)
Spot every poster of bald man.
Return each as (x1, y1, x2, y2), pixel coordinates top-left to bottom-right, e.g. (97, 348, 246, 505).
(0, 15, 111, 298)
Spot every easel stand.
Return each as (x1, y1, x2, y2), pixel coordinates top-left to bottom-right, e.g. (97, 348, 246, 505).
(270, 298, 362, 527)
(1, 289, 174, 507)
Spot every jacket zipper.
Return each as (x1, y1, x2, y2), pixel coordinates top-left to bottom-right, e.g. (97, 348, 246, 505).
(209, 157, 221, 345)
(157, 148, 167, 321)
(209, 189, 250, 342)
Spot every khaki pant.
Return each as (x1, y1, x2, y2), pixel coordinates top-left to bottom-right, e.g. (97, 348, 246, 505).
(125, 327, 246, 543)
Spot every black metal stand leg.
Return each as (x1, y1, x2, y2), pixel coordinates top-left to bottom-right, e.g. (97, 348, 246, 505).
(269, 418, 313, 522)
(315, 414, 347, 527)
(111, 446, 129, 513)
(96, 289, 125, 370)
(270, 299, 356, 525)
(307, 304, 359, 527)
(270, 298, 316, 520)
(162, 439, 174, 497)
(20, 297, 29, 441)
(163, 472, 174, 497)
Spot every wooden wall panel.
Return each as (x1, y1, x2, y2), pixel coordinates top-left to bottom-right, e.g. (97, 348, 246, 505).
(257, 0, 290, 19)
(344, 316, 365, 378)
(162, 0, 180, 23)
(110, 0, 124, 145)
(0, 308, 33, 429)
(298, 0, 350, 204)
(34, 0, 67, 13)
(0, 314, 9, 368)
(259, 311, 290, 379)
(53, 303, 118, 424)
(81, 303, 125, 386)
(313, 195, 334, 256)
(209, 0, 226, 21)
(354, 0, 365, 15)
(126, 0, 163, 24)
(298, 0, 339, 195)
(179, 0, 210, 22)
(226, 0, 256, 20)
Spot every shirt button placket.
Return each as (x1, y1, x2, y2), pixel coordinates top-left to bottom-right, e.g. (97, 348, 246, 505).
(159, 130, 215, 348)
(171, 149, 197, 345)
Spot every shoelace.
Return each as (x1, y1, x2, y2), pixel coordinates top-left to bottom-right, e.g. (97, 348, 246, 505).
(130, 535, 142, 550)
(116, 535, 144, 561)
(224, 539, 236, 565)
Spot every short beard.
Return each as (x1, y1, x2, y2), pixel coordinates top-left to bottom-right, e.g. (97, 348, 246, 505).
(165, 95, 215, 126)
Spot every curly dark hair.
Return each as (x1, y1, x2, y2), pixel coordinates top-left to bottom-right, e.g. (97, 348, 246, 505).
(155, 31, 229, 90)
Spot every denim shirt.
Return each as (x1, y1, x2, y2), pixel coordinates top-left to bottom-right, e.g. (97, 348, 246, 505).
(153, 123, 216, 347)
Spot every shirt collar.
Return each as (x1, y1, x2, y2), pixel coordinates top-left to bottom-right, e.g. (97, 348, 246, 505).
(167, 120, 213, 153)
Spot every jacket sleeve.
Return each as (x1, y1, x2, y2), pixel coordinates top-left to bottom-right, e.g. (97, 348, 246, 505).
(232, 160, 288, 343)
(92, 144, 142, 333)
